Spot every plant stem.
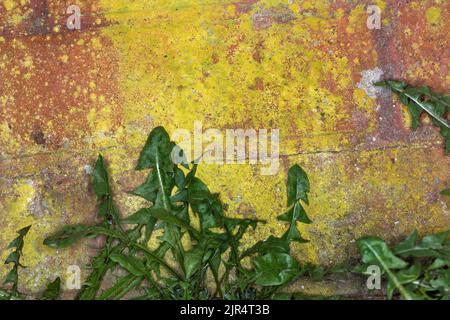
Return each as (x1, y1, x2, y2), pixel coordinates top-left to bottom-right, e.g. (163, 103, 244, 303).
(87, 227, 183, 280)
(155, 151, 186, 275)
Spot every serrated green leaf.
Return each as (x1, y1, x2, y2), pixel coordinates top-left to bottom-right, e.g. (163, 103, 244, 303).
(122, 208, 154, 225)
(148, 208, 200, 240)
(121, 208, 158, 242)
(357, 236, 414, 300)
(358, 237, 408, 269)
(278, 202, 310, 243)
(136, 127, 175, 171)
(170, 189, 188, 203)
(43, 225, 91, 249)
(184, 234, 225, 280)
(387, 264, 421, 300)
(109, 253, 147, 277)
(277, 165, 311, 244)
(98, 275, 144, 300)
(394, 230, 450, 258)
(253, 253, 299, 286)
(188, 178, 210, 202)
(241, 236, 290, 258)
(185, 163, 198, 186)
(7, 225, 31, 250)
(174, 167, 186, 189)
(223, 217, 264, 243)
(41, 277, 61, 300)
(428, 258, 449, 271)
(97, 197, 121, 223)
(184, 243, 206, 279)
(130, 170, 175, 205)
(188, 178, 223, 230)
(5, 252, 20, 265)
(429, 269, 450, 292)
(287, 165, 310, 206)
(209, 251, 222, 279)
(3, 225, 32, 295)
(16, 225, 32, 237)
(3, 268, 18, 287)
(282, 225, 309, 243)
(93, 155, 111, 198)
(421, 230, 450, 246)
(394, 230, 418, 253)
(6, 238, 23, 252)
(278, 202, 312, 225)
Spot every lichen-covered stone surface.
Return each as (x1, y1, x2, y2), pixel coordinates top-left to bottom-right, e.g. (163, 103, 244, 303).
(0, 0, 449, 297)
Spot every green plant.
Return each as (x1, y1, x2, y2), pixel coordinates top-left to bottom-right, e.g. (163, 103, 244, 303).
(0, 225, 31, 300)
(0, 226, 62, 301)
(1, 126, 448, 301)
(39, 126, 312, 300)
(355, 82, 449, 299)
(41, 277, 61, 300)
(355, 229, 450, 300)
(375, 80, 449, 153)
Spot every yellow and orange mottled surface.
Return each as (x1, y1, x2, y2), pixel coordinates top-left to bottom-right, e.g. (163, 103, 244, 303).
(0, 0, 449, 296)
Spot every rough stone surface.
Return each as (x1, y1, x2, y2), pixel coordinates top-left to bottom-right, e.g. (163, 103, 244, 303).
(0, 0, 449, 297)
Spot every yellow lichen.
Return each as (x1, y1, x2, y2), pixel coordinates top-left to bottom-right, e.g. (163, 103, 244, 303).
(3, 0, 16, 11)
(0, 180, 66, 290)
(59, 55, 69, 63)
(90, 0, 438, 266)
(1, 0, 448, 295)
(425, 7, 442, 26)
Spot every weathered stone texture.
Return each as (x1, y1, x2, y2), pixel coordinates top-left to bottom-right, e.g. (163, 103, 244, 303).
(0, 0, 448, 296)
